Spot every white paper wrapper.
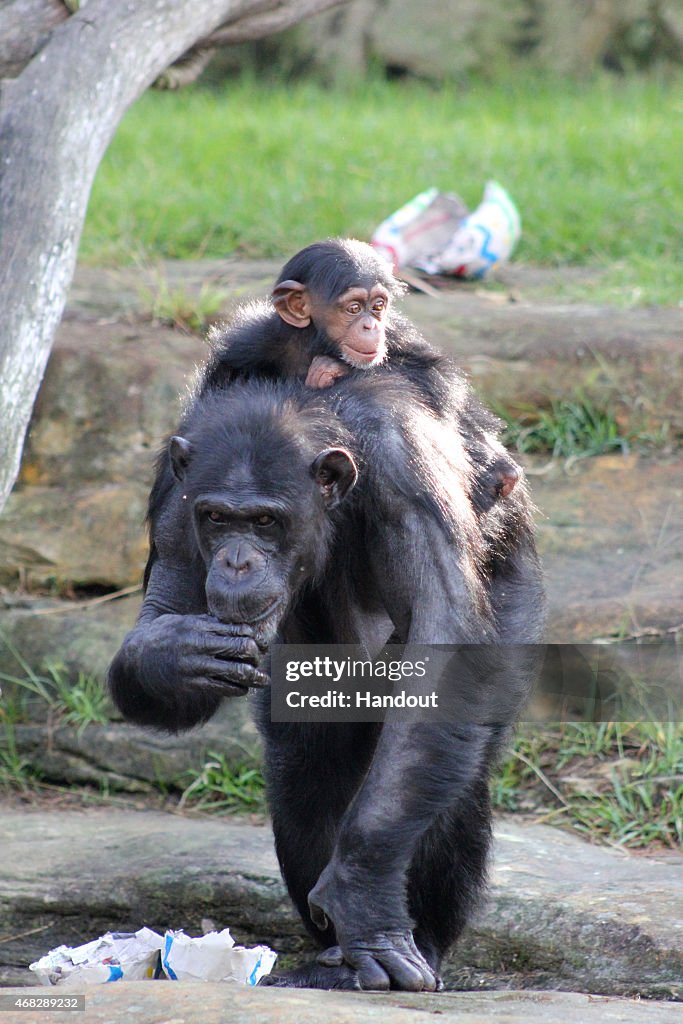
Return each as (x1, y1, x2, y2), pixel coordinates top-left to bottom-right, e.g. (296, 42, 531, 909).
(427, 180, 521, 279)
(372, 181, 521, 280)
(29, 927, 164, 987)
(371, 187, 468, 270)
(29, 926, 277, 988)
(161, 928, 277, 985)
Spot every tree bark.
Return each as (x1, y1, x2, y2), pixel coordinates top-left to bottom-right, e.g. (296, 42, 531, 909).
(0, 0, 68, 79)
(0, 0, 345, 511)
(199, 0, 349, 45)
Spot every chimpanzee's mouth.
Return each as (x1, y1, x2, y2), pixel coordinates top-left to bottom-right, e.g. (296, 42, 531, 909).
(349, 350, 381, 365)
(220, 598, 282, 626)
(214, 596, 283, 629)
(247, 598, 285, 651)
(342, 344, 387, 368)
(211, 598, 283, 652)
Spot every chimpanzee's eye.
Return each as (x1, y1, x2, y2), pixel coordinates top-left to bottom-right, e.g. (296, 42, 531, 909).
(347, 302, 362, 315)
(207, 510, 225, 524)
(372, 297, 387, 313)
(254, 514, 276, 528)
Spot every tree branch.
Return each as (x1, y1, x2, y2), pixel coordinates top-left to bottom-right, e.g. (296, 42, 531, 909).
(0, 0, 347, 510)
(0, 0, 68, 78)
(154, 48, 215, 90)
(154, 0, 347, 88)
(199, 0, 346, 47)
(0, 0, 345, 79)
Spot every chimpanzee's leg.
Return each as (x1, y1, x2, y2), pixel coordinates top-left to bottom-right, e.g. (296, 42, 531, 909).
(304, 776, 494, 991)
(254, 708, 380, 989)
(408, 774, 493, 977)
(265, 724, 378, 941)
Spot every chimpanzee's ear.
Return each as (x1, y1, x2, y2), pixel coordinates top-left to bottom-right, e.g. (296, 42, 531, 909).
(272, 280, 312, 328)
(311, 448, 358, 509)
(169, 436, 194, 482)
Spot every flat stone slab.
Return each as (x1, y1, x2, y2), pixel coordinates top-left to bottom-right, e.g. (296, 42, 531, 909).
(67, 261, 683, 360)
(68, 259, 683, 437)
(0, 983, 675, 1024)
(1, 805, 680, 999)
(530, 452, 683, 641)
(3, 255, 680, 629)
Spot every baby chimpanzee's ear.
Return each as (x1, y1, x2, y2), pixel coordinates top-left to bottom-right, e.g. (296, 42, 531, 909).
(272, 280, 312, 328)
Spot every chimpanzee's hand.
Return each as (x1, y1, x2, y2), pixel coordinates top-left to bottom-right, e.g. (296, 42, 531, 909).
(316, 935, 440, 992)
(127, 613, 269, 697)
(305, 356, 350, 389)
(308, 865, 439, 992)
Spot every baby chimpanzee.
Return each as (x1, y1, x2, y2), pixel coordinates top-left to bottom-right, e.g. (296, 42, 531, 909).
(204, 238, 520, 514)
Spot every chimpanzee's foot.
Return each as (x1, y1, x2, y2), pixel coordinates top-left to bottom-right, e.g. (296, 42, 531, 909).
(258, 960, 360, 990)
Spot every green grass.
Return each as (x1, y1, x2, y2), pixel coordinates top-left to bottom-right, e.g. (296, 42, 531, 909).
(81, 73, 683, 304)
(493, 721, 683, 849)
(138, 274, 230, 333)
(172, 720, 683, 848)
(1, 629, 679, 847)
(499, 395, 632, 460)
(179, 752, 266, 814)
(0, 715, 38, 792)
(0, 632, 110, 739)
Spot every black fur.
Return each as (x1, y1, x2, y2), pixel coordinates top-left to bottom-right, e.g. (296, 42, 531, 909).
(203, 238, 520, 516)
(108, 240, 544, 991)
(108, 365, 543, 991)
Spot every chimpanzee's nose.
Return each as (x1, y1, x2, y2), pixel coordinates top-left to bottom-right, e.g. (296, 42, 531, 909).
(220, 541, 251, 574)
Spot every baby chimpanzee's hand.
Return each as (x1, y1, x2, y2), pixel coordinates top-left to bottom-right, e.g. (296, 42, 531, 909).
(306, 356, 350, 389)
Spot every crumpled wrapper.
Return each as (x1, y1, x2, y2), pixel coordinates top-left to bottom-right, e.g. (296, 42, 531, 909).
(162, 928, 277, 985)
(372, 180, 521, 279)
(29, 927, 164, 987)
(371, 187, 468, 270)
(29, 926, 276, 987)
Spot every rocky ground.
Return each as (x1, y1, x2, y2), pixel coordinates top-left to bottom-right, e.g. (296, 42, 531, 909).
(0, 261, 681, 1021)
(1, 984, 676, 1024)
(0, 804, 680, 997)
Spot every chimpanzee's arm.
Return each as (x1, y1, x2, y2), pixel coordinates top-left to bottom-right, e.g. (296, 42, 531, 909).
(107, 555, 268, 733)
(307, 484, 541, 988)
(308, 717, 498, 990)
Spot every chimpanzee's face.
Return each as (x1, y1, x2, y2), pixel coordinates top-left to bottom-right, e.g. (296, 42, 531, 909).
(169, 435, 358, 647)
(192, 488, 295, 644)
(314, 284, 390, 369)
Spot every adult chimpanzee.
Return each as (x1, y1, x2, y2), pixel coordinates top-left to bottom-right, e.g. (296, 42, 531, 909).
(203, 238, 522, 513)
(108, 363, 544, 991)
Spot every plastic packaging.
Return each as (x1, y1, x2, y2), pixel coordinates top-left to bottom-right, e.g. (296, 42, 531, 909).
(29, 926, 277, 987)
(372, 181, 521, 279)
